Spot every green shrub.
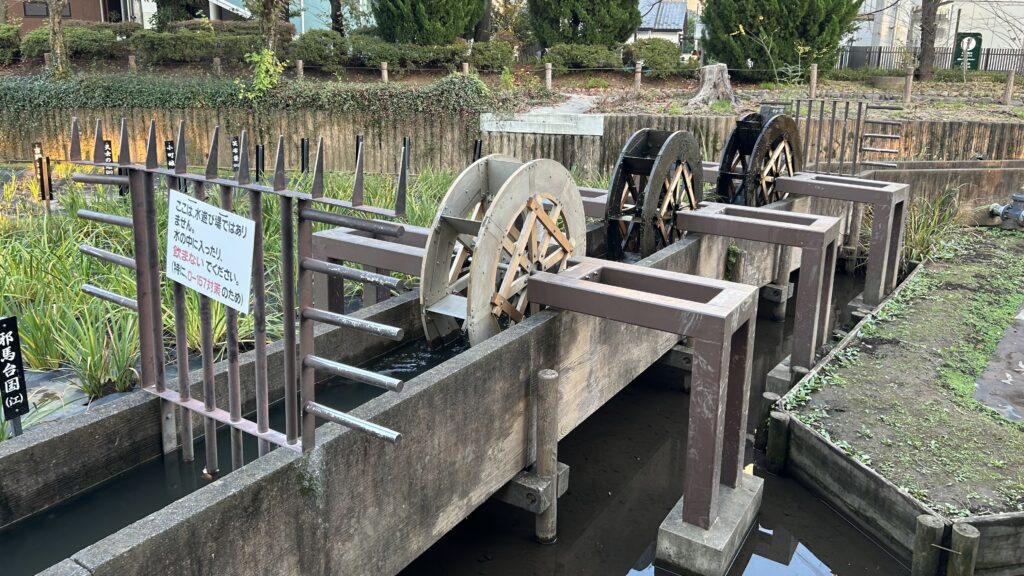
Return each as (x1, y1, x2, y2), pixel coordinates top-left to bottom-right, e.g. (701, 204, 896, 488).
(543, 43, 622, 72)
(624, 38, 682, 79)
(20, 25, 125, 60)
(347, 34, 400, 67)
(404, 41, 465, 69)
(0, 24, 19, 66)
(290, 29, 346, 73)
(470, 40, 515, 71)
(166, 18, 295, 38)
(64, 19, 142, 38)
(345, 34, 464, 70)
(130, 29, 266, 64)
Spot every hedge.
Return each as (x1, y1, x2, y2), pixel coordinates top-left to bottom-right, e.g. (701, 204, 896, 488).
(20, 26, 128, 60)
(289, 29, 347, 73)
(129, 29, 269, 64)
(61, 19, 142, 38)
(347, 34, 466, 70)
(543, 44, 623, 72)
(624, 38, 684, 78)
(470, 41, 515, 72)
(0, 24, 18, 66)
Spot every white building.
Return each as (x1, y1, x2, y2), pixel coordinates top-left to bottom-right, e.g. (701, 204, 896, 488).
(849, 0, 1024, 50)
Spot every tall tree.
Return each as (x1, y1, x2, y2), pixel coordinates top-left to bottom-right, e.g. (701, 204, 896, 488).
(372, 0, 484, 44)
(527, 0, 640, 47)
(702, 0, 862, 78)
(917, 0, 949, 81)
(474, 0, 493, 42)
(46, 0, 71, 79)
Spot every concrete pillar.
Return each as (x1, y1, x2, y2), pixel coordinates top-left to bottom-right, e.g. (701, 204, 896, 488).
(634, 61, 643, 91)
(946, 522, 980, 576)
(381, 62, 389, 83)
(462, 62, 469, 74)
(911, 515, 945, 576)
(1004, 70, 1016, 105)
(754, 392, 780, 451)
(766, 411, 790, 474)
(904, 66, 914, 105)
(544, 63, 552, 91)
(213, 57, 222, 75)
(808, 63, 818, 99)
(534, 369, 559, 543)
(296, 59, 304, 80)
(43, 52, 51, 70)
(128, 54, 137, 74)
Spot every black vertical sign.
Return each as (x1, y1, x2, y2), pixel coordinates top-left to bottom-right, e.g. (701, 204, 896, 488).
(103, 139, 114, 175)
(230, 136, 240, 171)
(164, 140, 176, 170)
(0, 317, 29, 422)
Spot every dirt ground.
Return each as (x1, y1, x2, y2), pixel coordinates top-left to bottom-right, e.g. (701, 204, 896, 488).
(790, 229, 1024, 517)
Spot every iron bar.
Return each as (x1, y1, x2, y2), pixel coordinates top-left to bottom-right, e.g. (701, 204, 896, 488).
(281, 194, 299, 446)
(301, 258, 403, 290)
(826, 100, 838, 174)
(851, 101, 865, 175)
(303, 355, 403, 392)
(298, 195, 317, 452)
(81, 284, 138, 310)
(304, 401, 401, 444)
(302, 307, 404, 341)
(299, 207, 405, 238)
(173, 281, 194, 462)
(192, 178, 220, 475)
(249, 186, 271, 456)
(77, 209, 133, 228)
(71, 173, 129, 186)
(79, 244, 136, 270)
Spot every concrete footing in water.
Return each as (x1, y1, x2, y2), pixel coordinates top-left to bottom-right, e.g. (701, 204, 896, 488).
(655, 473, 764, 576)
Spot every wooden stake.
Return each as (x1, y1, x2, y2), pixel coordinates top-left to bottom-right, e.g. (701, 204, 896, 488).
(128, 54, 137, 74)
(634, 61, 642, 91)
(462, 62, 469, 74)
(381, 62, 389, 83)
(213, 56, 222, 75)
(946, 522, 980, 576)
(911, 515, 945, 576)
(904, 66, 914, 105)
(1004, 70, 1016, 105)
(754, 391, 780, 451)
(766, 411, 790, 474)
(544, 62, 552, 91)
(809, 63, 818, 99)
(296, 59, 304, 80)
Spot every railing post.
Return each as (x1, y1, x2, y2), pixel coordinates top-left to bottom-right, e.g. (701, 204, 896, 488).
(1004, 69, 1016, 105)
(462, 62, 469, 74)
(535, 369, 559, 543)
(903, 66, 914, 105)
(544, 62, 552, 90)
(296, 59, 304, 80)
(213, 56, 222, 75)
(381, 61, 389, 83)
(808, 63, 818, 98)
(43, 52, 51, 70)
(634, 61, 643, 91)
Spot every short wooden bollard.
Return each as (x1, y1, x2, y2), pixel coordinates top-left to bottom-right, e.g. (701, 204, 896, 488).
(808, 63, 818, 99)
(128, 54, 137, 74)
(755, 392, 781, 451)
(634, 61, 643, 91)
(544, 62, 552, 91)
(911, 515, 945, 576)
(1004, 70, 1016, 105)
(790, 365, 810, 388)
(43, 52, 51, 70)
(381, 62, 389, 83)
(904, 66, 914, 105)
(766, 411, 790, 474)
(462, 62, 469, 74)
(213, 56, 222, 75)
(296, 59, 304, 80)
(535, 369, 559, 543)
(946, 522, 980, 576)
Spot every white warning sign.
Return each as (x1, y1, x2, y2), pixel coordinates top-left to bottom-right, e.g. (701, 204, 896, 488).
(166, 189, 255, 314)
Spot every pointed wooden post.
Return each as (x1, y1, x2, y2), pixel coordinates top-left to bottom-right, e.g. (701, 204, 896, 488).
(352, 134, 365, 206)
(69, 117, 81, 161)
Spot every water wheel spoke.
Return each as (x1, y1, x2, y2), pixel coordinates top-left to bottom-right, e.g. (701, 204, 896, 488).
(528, 197, 573, 253)
(491, 292, 524, 323)
(683, 165, 697, 209)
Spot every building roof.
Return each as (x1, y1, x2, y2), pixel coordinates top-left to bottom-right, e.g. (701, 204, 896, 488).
(639, 0, 687, 31)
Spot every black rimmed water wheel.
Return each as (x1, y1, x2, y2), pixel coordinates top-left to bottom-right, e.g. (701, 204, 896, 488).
(716, 113, 802, 207)
(605, 129, 704, 260)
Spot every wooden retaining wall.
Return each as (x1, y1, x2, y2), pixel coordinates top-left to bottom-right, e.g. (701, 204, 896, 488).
(5, 110, 1024, 181)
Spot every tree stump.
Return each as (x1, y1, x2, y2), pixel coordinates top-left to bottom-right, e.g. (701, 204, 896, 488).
(687, 63, 737, 109)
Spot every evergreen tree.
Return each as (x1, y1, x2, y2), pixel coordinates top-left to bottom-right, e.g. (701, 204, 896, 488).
(527, 0, 640, 47)
(701, 0, 861, 79)
(371, 0, 484, 45)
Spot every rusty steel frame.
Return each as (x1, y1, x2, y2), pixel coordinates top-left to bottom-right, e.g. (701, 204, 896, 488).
(529, 257, 758, 530)
(69, 116, 406, 469)
(776, 173, 907, 307)
(676, 203, 841, 373)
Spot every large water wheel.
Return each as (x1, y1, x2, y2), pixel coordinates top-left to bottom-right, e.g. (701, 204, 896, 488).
(605, 129, 704, 260)
(420, 156, 587, 347)
(716, 113, 802, 207)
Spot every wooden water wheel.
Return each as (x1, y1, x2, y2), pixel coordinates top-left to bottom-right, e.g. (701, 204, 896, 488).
(420, 157, 586, 347)
(716, 113, 802, 207)
(604, 129, 704, 260)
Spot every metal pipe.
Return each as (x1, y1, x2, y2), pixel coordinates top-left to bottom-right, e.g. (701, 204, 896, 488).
(195, 181, 219, 475)
(299, 207, 405, 238)
(298, 200, 316, 452)
(302, 307, 405, 341)
(173, 281, 194, 463)
(77, 209, 133, 228)
(304, 354, 403, 392)
(535, 368, 559, 544)
(221, 182, 244, 471)
(301, 258, 404, 290)
(304, 401, 401, 444)
(72, 173, 129, 186)
(250, 188, 271, 456)
(281, 195, 298, 446)
(82, 284, 138, 310)
(79, 244, 136, 270)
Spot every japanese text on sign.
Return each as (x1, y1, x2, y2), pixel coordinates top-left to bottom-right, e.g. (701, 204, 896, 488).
(0, 316, 29, 422)
(165, 189, 255, 314)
